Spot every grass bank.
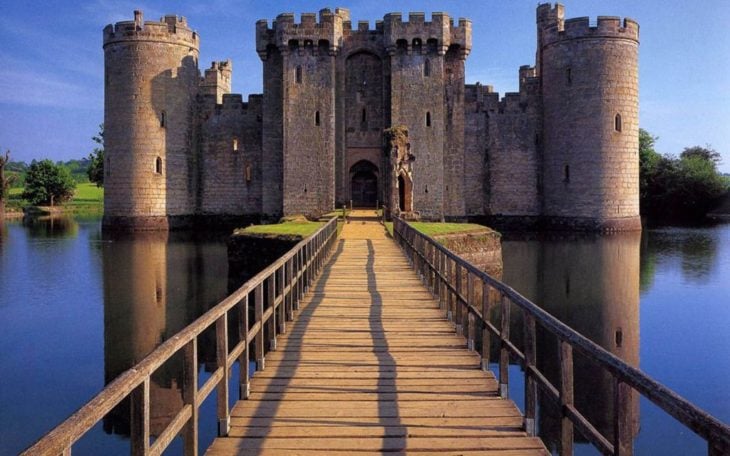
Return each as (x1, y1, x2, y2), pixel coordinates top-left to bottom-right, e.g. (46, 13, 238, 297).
(5, 183, 103, 215)
(235, 220, 325, 238)
(384, 221, 490, 238)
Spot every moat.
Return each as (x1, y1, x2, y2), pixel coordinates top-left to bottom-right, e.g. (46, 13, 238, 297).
(1, 216, 728, 455)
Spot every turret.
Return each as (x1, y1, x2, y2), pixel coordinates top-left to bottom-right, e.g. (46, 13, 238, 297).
(200, 60, 232, 104)
(103, 11, 200, 230)
(537, 4, 641, 230)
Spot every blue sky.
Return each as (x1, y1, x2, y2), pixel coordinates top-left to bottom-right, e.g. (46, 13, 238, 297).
(1, 0, 728, 171)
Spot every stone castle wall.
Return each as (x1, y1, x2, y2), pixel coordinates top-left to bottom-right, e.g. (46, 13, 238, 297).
(103, 4, 641, 231)
(198, 94, 263, 216)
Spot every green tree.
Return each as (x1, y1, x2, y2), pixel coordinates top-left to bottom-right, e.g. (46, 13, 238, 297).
(680, 145, 721, 164)
(639, 129, 661, 202)
(0, 149, 15, 216)
(22, 159, 76, 206)
(639, 131, 729, 220)
(87, 124, 104, 187)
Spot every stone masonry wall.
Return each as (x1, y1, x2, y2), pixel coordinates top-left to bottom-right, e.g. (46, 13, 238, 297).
(198, 95, 263, 215)
(390, 46, 445, 220)
(282, 43, 336, 217)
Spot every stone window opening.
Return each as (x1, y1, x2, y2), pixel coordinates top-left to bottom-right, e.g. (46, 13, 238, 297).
(233, 138, 239, 151)
(566, 67, 572, 85)
(361, 108, 367, 123)
(412, 38, 422, 54)
(155, 156, 163, 175)
(424, 59, 431, 77)
(245, 163, 252, 183)
(295, 65, 302, 84)
(396, 39, 408, 54)
(426, 111, 431, 127)
(427, 38, 438, 54)
(615, 113, 622, 132)
(315, 110, 320, 126)
(160, 110, 166, 128)
(563, 164, 570, 183)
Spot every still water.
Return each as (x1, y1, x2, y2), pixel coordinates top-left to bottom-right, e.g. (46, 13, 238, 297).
(0, 216, 728, 455)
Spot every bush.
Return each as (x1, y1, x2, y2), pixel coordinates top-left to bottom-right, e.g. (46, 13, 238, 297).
(22, 160, 76, 206)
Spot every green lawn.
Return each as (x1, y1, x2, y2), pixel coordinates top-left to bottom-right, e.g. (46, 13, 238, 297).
(237, 220, 324, 237)
(408, 222, 489, 236)
(5, 182, 103, 214)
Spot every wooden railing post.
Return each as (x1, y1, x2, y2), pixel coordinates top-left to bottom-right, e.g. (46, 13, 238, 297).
(559, 340, 574, 456)
(182, 339, 198, 456)
(455, 263, 463, 335)
(295, 250, 302, 310)
(267, 276, 277, 351)
(255, 283, 265, 371)
(524, 314, 537, 436)
(216, 314, 230, 437)
(614, 379, 633, 456)
(278, 266, 286, 335)
(481, 281, 492, 371)
(130, 377, 150, 456)
(447, 258, 454, 322)
(238, 296, 250, 400)
(499, 293, 510, 399)
(286, 258, 294, 321)
(438, 250, 445, 312)
(467, 272, 475, 351)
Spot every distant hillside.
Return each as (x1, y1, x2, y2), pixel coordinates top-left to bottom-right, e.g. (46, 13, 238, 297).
(6, 158, 91, 187)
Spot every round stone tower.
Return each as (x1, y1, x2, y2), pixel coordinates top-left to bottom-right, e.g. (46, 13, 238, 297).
(103, 11, 200, 230)
(538, 4, 641, 231)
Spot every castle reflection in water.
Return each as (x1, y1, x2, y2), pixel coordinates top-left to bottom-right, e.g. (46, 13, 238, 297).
(100, 230, 231, 438)
(502, 231, 641, 451)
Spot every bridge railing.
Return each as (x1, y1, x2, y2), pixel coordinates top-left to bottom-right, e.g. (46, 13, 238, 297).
(23, 216, 339, 456)
(393, 216, 729, 456)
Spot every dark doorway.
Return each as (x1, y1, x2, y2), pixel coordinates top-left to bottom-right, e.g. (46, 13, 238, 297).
(398, 173, 413, 212)
(350, 160, 378, 207)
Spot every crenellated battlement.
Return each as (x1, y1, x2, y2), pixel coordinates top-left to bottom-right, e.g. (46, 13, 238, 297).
(537, 3, 639, 47)
(103, 10, 199, 49)
(256, 8, 349, 59)
(382, 12, 471, 56)
(256, 8, 471, 59)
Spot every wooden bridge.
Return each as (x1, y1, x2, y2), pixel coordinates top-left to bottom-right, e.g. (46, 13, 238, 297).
(23, 211, 730, 455)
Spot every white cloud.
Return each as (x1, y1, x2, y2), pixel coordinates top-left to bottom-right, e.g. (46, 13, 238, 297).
(0, 68, 100, 109)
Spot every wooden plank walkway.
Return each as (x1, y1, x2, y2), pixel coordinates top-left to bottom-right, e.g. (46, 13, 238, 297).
(207, 214, 547, 455)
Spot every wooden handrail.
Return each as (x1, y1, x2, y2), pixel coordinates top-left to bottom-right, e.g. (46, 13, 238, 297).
(22, 216, 339, 456)
(393, 216, 730, 456)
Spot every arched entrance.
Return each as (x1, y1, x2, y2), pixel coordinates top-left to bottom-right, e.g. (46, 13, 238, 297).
(398, 172, 413, 212)
(350, 160, 378, 207)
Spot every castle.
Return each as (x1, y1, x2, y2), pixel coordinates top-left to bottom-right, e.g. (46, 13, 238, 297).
(102, 4, 640, 231)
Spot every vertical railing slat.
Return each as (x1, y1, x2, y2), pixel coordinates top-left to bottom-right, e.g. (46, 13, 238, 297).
(614, 379, 633, 456)
(267, 275, 277, 351)
(559, 340, 574, 456)
(255, 283, 265, 371)
(182, 339, 198, 456)
(455, 263, 463, 335)
(499, 294, 510, 399)
(238, 296, 250, 400)
(216, 314, 230, 437)
(481, 280, 491, 371)
(524, 314, 537, 436)
(130, 377, 150, 456)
